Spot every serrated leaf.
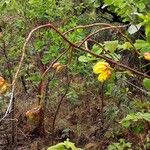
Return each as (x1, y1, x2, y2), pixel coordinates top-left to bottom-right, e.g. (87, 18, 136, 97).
(134, 40, 150, 53)
(47, 143, 65, 150)
(78, 55, 90, 62)
(138, 112, 150, 121)
(47, 139, 82, 150)
(120, 120, 131, 128)
(104, 40, 118, 53)
(143, 78, 150, 90)
(64, 140, 77, 150)
(120, 112, 150, 128)
(92, 44, 102, 54)
(118, 42, 132, 50)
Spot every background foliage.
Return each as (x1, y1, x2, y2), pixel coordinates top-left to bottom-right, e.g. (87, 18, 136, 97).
(0, 0, 150, 150)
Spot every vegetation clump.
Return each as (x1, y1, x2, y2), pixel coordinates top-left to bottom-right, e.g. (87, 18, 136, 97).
(0, 0, 150, 149)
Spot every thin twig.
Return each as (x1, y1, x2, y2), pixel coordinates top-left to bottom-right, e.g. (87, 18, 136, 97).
(125, 80, 150, 96)
(0, 85, 15, 122)
(51, 69, 70, 144)
(42, 46, 71, 78)
(117, 31, 140, 55)
(63, 23, 129, 35)
(78, 26, 119, 47)
(1, 40, 12, 82)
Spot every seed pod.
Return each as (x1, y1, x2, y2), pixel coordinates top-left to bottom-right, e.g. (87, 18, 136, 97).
(52, 62, 61, 69)
(52, 62, 66, 73)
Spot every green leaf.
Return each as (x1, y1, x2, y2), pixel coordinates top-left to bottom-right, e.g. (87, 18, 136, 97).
(92, 44, 102, 54)
(143, 78, 150, 90)
(145, 25, 150, 42)
(134, 40, 150, 53)
(141, 113, 150, 121)
(27, 73, 41, 83)
(78, 55, 90, 62)
(104, 40, 118, 53)
(120, 120, 131, 128)
(94, 0, 101, 8)
(118, 42, 132, 50)
(104, 0, 113, 5)
(135, 12, 145, 20)
(131, 123, 145, 134)
(47, 143, 65, 150)
(47, 139, 82, 150)
(88, 10, 96, 20)
(64, 140, 77, 150)
(120, 114, 137, 128)
(89, 0, 95, 3)
(137, 2, 145, 11)
(120, 112, 150, 128)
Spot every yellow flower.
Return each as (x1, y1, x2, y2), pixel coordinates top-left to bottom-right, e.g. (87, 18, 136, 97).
(98, 70, 111, 82)
(0, 83, 9, 95)
(93, 61, 110, 74)
(0, 76, 9, 95)
(93, 61, 111, 82)
(0, 76, 5, 88)
(144, 52, 150, 61)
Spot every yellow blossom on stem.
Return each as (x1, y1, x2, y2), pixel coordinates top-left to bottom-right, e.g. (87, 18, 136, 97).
(93, 61, 110, 74)
(144, 52, 150, 61)
(93, 61, 111, 82)
(0, 84, 8, 94)
(98, 70, 111, 82)
(0, 76, 5, 87)
(0, 76, 9, 95)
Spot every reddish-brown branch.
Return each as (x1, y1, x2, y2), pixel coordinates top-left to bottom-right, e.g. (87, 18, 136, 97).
(12, 23, 150, 87)
(117, 31, 140, 55)
(63, 23, 129, 35)
(78, 26, 118, 47)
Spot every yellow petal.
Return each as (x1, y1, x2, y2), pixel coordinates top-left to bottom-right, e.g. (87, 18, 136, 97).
(0, 83, 8, 94)
(0, 76, 5, 88)
(93, 61, 110, 74)
(144, 52, 150, 61)
(97, 70, 111, 82)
